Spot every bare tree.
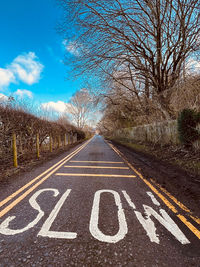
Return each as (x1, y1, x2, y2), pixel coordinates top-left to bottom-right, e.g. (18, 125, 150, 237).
(67, 88, 92, 129)
(170, 74, 200, 115)
(59, 0, 200, 119)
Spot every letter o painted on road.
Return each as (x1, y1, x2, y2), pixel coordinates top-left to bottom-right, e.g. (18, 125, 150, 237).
(89, 189, 128, 243)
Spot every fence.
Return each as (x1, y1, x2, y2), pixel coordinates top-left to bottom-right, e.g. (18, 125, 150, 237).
(0, 105, 85, 170)
(2, 132, 79, 168)
(114, 120, 200, 150)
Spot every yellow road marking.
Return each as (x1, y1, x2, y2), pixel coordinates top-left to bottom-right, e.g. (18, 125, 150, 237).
(56, 173, 136, 178)
(0, 140, 88, 209)
(107, 141, 200, 240)
(64, 165, 129, 169)
(177, 214, 200, 239)
(150, 178, 200, 225)
(190, 216, 200, 225)
(70, 160, 124, 164)
(0, 139, 92, 218)
(150, 179, 190, 212)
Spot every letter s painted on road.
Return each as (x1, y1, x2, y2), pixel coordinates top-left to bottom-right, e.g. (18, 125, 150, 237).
(0, 188, 59, 235)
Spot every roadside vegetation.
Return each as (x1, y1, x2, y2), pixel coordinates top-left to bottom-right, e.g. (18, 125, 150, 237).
(0, 98, 87, 180)
(58, 0, 200, 176)
(111, 138, 200, 177)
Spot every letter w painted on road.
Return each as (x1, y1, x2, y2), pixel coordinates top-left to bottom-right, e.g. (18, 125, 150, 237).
(122, 191, 190, 245)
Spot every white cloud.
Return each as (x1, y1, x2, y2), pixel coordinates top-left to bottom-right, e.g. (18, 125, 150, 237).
(14, 89, 33, 98)
(0, 93, 9, 102)
(41, 101, 70, 113)
(10, 52, 44, 85)
(186, 58, 200, 73)
(63, 40, 80, 56)
(0, 68, 15, 87)
(0, 52, 43, 89)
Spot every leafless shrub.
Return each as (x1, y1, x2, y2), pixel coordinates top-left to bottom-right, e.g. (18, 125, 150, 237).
(0, 103, 82, 168)
(170, 75, 200, 116)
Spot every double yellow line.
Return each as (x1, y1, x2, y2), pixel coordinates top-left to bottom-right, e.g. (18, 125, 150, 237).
(0, 138, 92, 218)
(108, 142, 200, 240)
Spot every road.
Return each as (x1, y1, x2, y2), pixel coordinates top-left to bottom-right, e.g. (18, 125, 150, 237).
(0, 135, 199, 266)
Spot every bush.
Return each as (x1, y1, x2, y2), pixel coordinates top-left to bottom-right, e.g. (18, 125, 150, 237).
(0, 105, 85, 166)
(76, 129, 86, 140)
(177, 109, 200, 147)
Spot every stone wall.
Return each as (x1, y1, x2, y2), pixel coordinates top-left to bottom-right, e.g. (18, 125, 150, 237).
(114, 120, 200, 149)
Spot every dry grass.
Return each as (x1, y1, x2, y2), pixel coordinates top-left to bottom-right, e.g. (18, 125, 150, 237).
(111, 137, 200, 176)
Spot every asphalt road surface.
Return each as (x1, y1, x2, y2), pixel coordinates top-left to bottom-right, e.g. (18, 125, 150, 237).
(0, 135, 199, 266)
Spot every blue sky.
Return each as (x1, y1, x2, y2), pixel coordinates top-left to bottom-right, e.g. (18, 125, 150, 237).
(0, 0, 84, 114)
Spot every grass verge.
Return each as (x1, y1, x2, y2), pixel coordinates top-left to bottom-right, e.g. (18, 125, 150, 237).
(0, 139, 87, 183)
(108, 137, 200, 177)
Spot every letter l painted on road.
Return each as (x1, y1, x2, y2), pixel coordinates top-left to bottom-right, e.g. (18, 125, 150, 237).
(38, 189, 77, 239)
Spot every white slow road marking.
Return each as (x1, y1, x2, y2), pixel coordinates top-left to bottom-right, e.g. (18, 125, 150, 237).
(89, 190, 128, 243)
(122, 191, 190, 245)
(141, 205, 190, 244)
(0, 189, 59, 235)
(147, 191, 160, 206)
(38, 189, 77, 239)
(0, 188, 191, 245)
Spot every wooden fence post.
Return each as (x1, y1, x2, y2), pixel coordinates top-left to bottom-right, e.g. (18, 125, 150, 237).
(58, 135, 61, 148)
(53, 137, 56, 150)
(68, 133, 70, 145)
(49, 135, 52, 152)
(36, 133, 40, 159)
(12, 132, 18, 167)
(64, 133, 67, 146)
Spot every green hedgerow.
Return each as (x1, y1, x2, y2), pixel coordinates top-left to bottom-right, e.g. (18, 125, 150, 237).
(177, 109, 200, 147)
